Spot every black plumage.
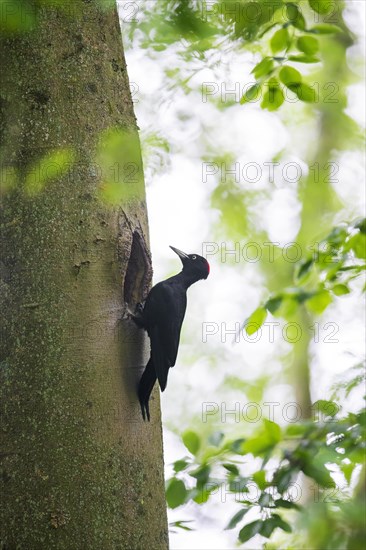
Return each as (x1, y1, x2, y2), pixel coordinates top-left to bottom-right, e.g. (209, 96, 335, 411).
(132, 246, 210, 421)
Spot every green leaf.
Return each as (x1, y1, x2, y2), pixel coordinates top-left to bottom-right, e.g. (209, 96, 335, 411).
(259, 518, 277, 538)
(264, 418, 281, 440)
(348, 233, 366, 259)
(259, 515, 291, 538)
(326, 225, 348, 245)
(225, 508, 248, 530)
(292, 14, 306, 31)
(332, 284, 350, 296)
(289, 82, 318, 102)
(296, 258, 314, 281)
(265, 296, 283, 314)
(291, 289, 315, 303)
(341, 462, 356, 484)
(274, 467, 296, 493)
(223, 463, 240, 475)
(232, 1, 275, 40)
(190, 464, 211, 485)
(301, 83, 318, 101)
(252, 57, 274, 79)
(152, 44, 167, 52)
(300, 447, 339, 487)
(244, 307, 268, 335)
(229, 438, 246, 454)
(258, 492, 272, 508)
(253, 470, 267, 490)
(312, 399, 339, 418)
(182, 430, 201, 455)
(286, 3, 306, 30)
(275, 498, 301, 510)
(274, 295, 299, 316)
(308, 1, 337, 15)
(192, 478, 218, 504)
(285, 423, 310, 438)
(271, 514, 292, 533)
(310, 24, 343, 34)
(166, 478, 187, 508)
(306, 289, 333, 314)
(270, 28, 290, 53)
(302, 462, 336, 488)
(288, 54, 320, 63)
(242, 420, 281, 456)
(279, 66, 302, 86)
(173, 459, 189, 473)
(259, 22, 279, 39)
(169, 520, 194, 532)
(354, 218, 366, 234)
(229, 475, 249, 493)
(238, 520, 262, 543)
(297, 36, 319, 55)
(240, 83, 261, 104)
(261, 83, 285, 111)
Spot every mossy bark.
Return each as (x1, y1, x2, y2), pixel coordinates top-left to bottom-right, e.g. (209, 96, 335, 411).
(0, 2, 168, 549)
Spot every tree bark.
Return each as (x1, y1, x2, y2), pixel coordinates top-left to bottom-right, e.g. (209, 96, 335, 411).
(0, 2, 168, 548)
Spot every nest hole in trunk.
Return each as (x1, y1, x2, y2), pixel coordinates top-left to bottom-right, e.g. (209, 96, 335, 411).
(123, 231, 152, 307)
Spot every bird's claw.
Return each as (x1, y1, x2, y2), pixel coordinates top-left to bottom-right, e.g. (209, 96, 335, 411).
(135, 302, 144, 315)
(129, 302, 146, 329)
(118, 303, 144, 321)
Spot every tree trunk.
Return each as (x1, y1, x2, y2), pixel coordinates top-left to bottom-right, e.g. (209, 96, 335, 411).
(0, 2, 168, 548)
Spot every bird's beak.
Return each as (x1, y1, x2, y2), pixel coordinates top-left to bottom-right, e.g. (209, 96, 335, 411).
(170, 246, 189, 263)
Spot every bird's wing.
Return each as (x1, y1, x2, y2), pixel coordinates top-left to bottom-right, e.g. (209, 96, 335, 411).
(144, 281, 186, 391)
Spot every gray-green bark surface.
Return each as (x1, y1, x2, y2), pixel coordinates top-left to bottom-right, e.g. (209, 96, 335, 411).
(0, 2, 168, 548)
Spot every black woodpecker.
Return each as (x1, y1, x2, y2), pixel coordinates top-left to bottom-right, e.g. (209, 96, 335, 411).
(132, 246, 210, 421)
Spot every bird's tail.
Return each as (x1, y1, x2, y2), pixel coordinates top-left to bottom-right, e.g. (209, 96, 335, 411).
(137, 359, 157, 421)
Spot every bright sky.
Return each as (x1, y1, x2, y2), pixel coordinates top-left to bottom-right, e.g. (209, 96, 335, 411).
(120, 2, 366, 548)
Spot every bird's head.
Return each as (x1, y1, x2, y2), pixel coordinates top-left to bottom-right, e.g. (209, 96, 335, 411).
(170, 246, 210, 281)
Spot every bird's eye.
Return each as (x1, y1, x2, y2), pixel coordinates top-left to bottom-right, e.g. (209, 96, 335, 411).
(192, 255, 197, 260)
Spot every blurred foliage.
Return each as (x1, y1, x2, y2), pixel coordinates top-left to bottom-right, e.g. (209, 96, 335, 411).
(140, 132, 171, 179)
(245, 219, 366, 332)
(125, 0, 351, 111)
(165, 225, 365, 546)
(0, 147, 76, 197)
(165, 389, 365, 547)
(95, 127, 145, 204)
(24, 148, 75, 195)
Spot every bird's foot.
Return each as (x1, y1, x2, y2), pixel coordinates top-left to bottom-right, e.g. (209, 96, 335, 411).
(118, 303, 144, 324)
(130, 302, 146, 330)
